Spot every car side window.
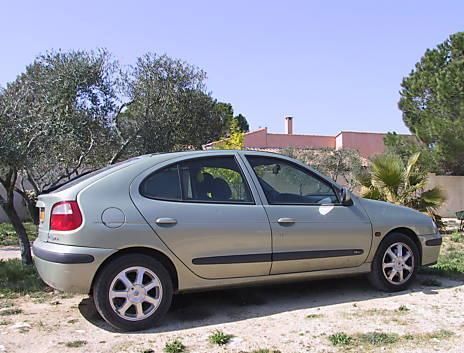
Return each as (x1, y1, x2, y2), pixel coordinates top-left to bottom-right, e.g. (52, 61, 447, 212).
(179, 156, 253, 204)
(246, 156, 338, 205)
(139, 165, 181, 201)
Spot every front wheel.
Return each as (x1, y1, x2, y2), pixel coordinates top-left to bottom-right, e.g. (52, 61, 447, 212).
(368, 233, 419, 292)
(93, 254, 173, 331)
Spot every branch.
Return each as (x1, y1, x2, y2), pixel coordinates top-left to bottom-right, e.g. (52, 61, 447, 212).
(109, 131, 139, 165)
(26, 130, 44, 151)
(24, 168, 40, 194)
(113, 101, 134, 141)
(44, 129, 96, 191)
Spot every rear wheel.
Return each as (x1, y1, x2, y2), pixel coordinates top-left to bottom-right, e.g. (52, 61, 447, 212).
(93, 254, 173, 331)
(368, 233, 419, 292)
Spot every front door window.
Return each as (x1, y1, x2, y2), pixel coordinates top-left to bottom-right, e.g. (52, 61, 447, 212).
(246, 156, 338, 205)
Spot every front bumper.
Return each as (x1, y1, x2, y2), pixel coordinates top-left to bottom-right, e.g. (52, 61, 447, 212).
(32, 239, 116, 294)
(418, 233, 442, 266)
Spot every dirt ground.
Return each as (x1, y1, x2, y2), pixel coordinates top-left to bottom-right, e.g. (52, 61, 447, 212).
(1, 266, 463, 353)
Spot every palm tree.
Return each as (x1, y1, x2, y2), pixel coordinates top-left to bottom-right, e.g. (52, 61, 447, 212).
(357, 152, 445, 215)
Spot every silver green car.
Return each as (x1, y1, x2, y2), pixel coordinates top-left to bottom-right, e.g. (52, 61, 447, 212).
(33, 150, 442, 331)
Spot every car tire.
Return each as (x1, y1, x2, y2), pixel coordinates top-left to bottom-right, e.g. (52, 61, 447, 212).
(93, 253, 173, 331)
(368, 232, 420, 292)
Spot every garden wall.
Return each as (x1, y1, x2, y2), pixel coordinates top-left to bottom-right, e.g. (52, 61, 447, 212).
(428, 174, 464, 218)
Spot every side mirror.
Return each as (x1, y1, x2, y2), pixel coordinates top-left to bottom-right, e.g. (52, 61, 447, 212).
(340, 187, 353, 206)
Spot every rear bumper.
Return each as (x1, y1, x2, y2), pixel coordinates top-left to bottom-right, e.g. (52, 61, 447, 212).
(32, 239, 116, 294)
(419, 233, 442, 266)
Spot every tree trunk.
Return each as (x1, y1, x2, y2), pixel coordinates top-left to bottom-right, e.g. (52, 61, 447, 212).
(2, 202, 33, 264)
(25, 198, 40, 225)
(0, 167, 33, 265)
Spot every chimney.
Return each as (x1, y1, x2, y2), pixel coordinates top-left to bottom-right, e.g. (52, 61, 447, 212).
(285, 116, 293, 135)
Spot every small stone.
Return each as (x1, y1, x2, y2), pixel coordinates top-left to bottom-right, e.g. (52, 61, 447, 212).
(10, 322, 31, 331)
(75, 329, 85, 334)
(228, 337, 243, 348)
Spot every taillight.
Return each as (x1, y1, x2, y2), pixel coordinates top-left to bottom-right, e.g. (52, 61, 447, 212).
(50, 201, 83, 231)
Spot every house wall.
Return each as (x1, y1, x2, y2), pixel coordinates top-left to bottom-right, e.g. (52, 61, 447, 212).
(0, 186, 30, 223)
(336, 131, 386, 158)
(244, 130, 335, 149)
(264, 133, 335, 149)
(242, 122, 389, 158)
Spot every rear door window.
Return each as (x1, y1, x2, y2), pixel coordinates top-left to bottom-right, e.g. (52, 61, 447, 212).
(179, 156, 253, 204)
(139, 165, 182, 201)
(140, 156, 254, 204)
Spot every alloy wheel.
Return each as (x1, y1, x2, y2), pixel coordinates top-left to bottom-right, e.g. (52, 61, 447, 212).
(382, 242, 414, 285)
(109, 266, 163, 321)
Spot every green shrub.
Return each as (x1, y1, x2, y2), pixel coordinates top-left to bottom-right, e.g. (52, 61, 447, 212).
(397, 305, 410, 312)
(450, 231, 463, 243)
(0, 222, 37, 246)
(421, 250, 464, 279)
(358, 332, 399, 345)
(427, 329, 454, 339)
(65, 340, 87, 348)
(209, 330, 233, 345)
(329, 332, 353, 346)
(306, 313, 323, 319)
(164, 339, 185, 353)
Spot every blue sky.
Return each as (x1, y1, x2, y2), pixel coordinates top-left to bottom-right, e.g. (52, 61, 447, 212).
(1, 1, 463, 135)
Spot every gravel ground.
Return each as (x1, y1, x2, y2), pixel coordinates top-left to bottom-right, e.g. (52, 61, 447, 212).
(0, 274, 463, 353)
(0, 247, 21, 260)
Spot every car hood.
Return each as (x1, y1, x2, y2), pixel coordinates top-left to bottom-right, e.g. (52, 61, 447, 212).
(356, 197, 436, 236)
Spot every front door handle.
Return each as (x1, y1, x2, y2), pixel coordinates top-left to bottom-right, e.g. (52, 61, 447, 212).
(277, 217, 296, 225)
(155, 217, 177, 225)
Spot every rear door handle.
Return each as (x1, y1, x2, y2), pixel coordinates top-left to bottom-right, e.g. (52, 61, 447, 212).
(155, 217, 177, 225)
(278, 217, 296, 225)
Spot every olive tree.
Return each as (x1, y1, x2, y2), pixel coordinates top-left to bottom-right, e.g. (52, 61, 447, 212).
(17, 50, 118, 222)
(1, 50, 236, 264)
(110, 53, 226, 163)
(0, 50, 118, 263)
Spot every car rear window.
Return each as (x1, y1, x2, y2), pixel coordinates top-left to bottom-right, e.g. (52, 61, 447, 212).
(139, 165, 182, 201)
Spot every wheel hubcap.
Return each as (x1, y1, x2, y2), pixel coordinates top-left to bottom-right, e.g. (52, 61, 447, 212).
(382, 242, 414, 285)
(109, 266, 163, 321)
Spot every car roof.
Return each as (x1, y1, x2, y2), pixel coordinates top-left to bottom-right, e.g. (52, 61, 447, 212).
(138, 149, 288, 161)
(39, 149, 341, 200)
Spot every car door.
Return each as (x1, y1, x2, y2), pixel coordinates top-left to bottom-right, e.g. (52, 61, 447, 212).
(130, 153, 272, 279)
(242, 154, 372, 275)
